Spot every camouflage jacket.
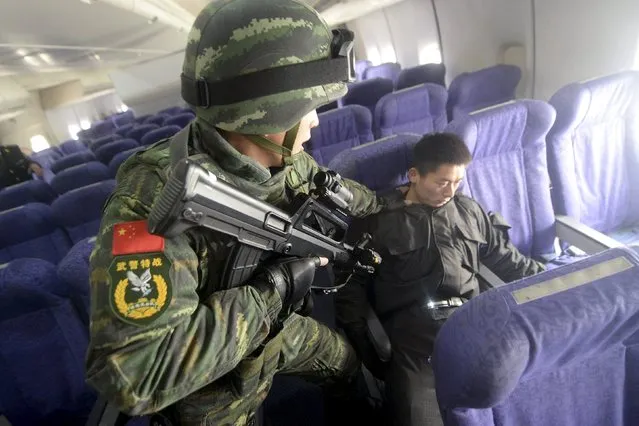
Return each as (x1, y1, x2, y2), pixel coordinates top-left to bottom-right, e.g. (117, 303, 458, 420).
(85, 120, 384, 417)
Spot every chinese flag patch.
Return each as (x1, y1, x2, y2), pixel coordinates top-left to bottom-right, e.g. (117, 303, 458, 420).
(112, 220, 165, 256)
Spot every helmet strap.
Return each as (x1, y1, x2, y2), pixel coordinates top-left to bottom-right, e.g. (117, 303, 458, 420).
(282, 122, 301, 153)
(245, 122, 301, 159)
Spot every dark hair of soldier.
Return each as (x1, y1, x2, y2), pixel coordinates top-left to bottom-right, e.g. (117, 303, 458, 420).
(411, 132, 473, 176)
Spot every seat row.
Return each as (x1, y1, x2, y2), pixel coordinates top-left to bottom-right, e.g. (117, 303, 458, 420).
(28, 109, 193, 176)
(76, 106, 192, 141)
(0, 181, 114, 264)
(329, 63, 521, 124)
(307, 83, 447, 165)
(52, 123, 181, 174)
(24, 124, 182, 190)
(0, 251, 98, 426)
(355, 61, 447, 88)
(30, 62, 513, 175)
(0, 162, 116, 211)
(327, 70, 639, 252)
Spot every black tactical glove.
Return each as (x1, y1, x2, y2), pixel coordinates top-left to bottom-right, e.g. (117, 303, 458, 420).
(253, 257, 319, 321)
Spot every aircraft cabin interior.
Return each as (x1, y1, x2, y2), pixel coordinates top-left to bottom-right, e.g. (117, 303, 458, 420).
(0, 0, 638, 425)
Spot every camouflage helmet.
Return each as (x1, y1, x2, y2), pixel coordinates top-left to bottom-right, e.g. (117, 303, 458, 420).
(181, 0, 355, 156)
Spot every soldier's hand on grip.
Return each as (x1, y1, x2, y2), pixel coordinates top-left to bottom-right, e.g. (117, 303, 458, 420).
(253, 257, 322, 320)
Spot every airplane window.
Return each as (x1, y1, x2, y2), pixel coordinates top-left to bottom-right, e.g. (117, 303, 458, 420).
(80, 120, 91, 130)
(38, 53, 54, 65)
(68, 124, 81, 140)
(30, 135, 50, 153)
(381, 45, 397, 63)
(419, 43, 442, 65)
(22, 55, 40, 67)
(367, 46, 381, 66)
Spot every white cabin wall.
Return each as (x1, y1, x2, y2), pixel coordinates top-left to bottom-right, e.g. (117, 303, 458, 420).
(0, 90, 126, 147)
(435, 0, 532, 93)
(348, 0, 533, 94)
(384, 0, 440, 69)
(121, 82, 185, 116)
(349, 11, 397, 66)
(0, 93, 56, 151)
(534, 0, 639, 100)
(45, 92, 125, 142)
(109, 51, 186, 116)
(348, 0, 439, 68)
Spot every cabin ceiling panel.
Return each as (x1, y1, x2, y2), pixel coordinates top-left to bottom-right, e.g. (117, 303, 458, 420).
(0, 0, 169, 46)
(0, 0, 185, 76)
(0, 0, 391, 88)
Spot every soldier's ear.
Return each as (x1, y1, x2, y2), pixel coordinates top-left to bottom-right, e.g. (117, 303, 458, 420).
(408, 167, 420, 184)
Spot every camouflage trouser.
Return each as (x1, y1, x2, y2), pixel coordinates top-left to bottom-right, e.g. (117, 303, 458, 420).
(167, 313, 359, 426)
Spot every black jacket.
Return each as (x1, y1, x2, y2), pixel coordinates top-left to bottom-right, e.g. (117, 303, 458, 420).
(0, 145, 34, 189)
(335, 192, 545, 356)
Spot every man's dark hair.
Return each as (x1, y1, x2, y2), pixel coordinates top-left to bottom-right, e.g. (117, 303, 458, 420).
(411, 132, 472, 175)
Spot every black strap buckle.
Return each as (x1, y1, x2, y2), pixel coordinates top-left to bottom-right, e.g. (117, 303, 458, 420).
(181, 75, 211, 109)
(195, 78, 210, 109)
(426, 297, 466, 310)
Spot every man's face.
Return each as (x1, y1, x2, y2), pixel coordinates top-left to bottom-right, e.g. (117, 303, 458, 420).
(408, 163, 466, 208)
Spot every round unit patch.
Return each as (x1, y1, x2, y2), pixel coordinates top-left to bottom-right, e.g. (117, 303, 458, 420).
(108, 253, 172, 326)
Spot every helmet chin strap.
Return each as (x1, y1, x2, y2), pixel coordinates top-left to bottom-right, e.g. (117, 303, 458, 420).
(245, 122, 301, 161)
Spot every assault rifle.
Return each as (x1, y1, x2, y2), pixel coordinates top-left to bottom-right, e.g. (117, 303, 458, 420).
(147, 158, 381, 293)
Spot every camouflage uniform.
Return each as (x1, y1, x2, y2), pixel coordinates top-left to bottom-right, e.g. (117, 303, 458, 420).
(86, 1, 382, 425)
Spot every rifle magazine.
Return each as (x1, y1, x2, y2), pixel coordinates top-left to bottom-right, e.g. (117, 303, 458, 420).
(222, 244, 263, 288)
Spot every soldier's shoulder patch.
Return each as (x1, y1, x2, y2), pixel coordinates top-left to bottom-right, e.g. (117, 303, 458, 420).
(108, 252, 172, 326)
(109, 221, 171, 326)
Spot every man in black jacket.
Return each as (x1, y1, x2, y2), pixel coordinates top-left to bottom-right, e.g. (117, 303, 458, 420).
(336, 133, 545, 426)
(0, 145, 43, 189)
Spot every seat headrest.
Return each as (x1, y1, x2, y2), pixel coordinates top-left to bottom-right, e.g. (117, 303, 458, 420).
(448, 99, 556, 157)
(328, 133, 421, 192)
(550, 70, 639, 132)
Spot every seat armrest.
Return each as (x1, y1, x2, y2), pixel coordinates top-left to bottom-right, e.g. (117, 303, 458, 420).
(364, 302, 392, 362)
(555, 215, 622, 254)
